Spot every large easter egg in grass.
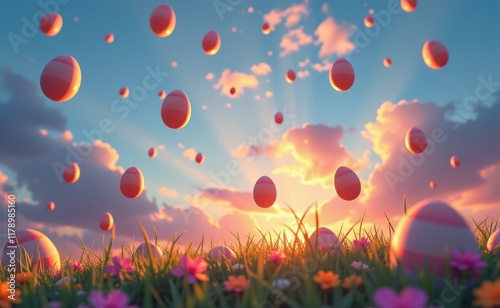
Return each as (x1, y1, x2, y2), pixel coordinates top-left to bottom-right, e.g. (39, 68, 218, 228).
(309, 227, 343, 256)
(390, 200, 479, 289)
(136, 242, 163, 260)
(486, 229, 500, 252)
(207, 246, 236, 262)
(2, 229, 61, 275)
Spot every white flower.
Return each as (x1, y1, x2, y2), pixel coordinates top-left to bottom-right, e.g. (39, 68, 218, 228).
(350, 261, 370, 271)
(232, 263, 244, 270)
(271, 278, 291, 290)
(56, 276, 76, 286)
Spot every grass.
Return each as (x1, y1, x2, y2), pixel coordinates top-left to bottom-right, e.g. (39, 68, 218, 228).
(1, 203, 499, 308)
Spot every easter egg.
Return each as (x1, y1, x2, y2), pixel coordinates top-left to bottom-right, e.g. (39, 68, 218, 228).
(202, 31, 221, 55)
(63, 162, 80, 184)
(158, 90, 166, 99)
(119, 87, 129, 98)
(390, 200, 479, 280)
(364, 15, 374, 28)
(150, 4, 176, 37)
(2, 229, 61, 275)
(334, 166, 361, 201)
(208, 246, 236, 262)
(405, 127, 427, 154)
(47, 201, 55, 211)
(401, 0, 417, 12)
(383, 58, 392, 67)
(99, 212, 114, 231)
(230, 87, 236, 95)
(148, 147, 157, 158)
(195, 153, 204, 164)
(309, 227, 343, 255)
(262, 22, 271, 35)
(274, 112, 284, 124)
(429, 181, 437, 189)
(486, 229, 500, 252)
(329, 58, 355, 92)
(40, 13, 63, 36)
(105, 33, 114, 43)
(422, 40, 449, 69)
(40, 55, 81, 102)
(136, 242, 163, 260)
(161, 90, 191, 129)
(286, 69, 296, 83)
(450, 156, 460, 168)
(120, 167, 144, 198)
(253, 176, 277, 208)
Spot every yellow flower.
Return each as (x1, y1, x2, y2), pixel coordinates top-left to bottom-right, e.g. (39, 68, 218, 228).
(0, 282, 22, 308)
(224, 275, 250, 294)
(313, 270, 340, 290)
(342, 274, 363, 290)
(473, 278, 500, 308)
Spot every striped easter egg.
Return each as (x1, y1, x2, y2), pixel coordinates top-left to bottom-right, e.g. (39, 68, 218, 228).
(390, 200, 478, 279)
(253, 176, 277, 208)
(329, 58, 355, 92)
(120, 167, 144, 198)
(161, 90, 191, 129)
(486, 229, 500, 252)
(405, 127, 427, 154)
(63, 162, 80, 184)
(40, 55, 81, 102)
(334, 166, 361, 201)
(309, 227, 343, 256)
(208, 246, 236, 262)
(136, 242, 163, 260)
(99, 212, 114, 231)
(2, 229, 61, 275)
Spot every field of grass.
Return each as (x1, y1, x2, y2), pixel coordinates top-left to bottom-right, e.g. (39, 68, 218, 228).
(1, 205, 499, 308)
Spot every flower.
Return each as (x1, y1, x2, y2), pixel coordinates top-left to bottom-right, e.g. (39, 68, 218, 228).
(104, 256, 136, 280)
(81, 290, 139, 308)
(72, 261, 84, 272)
(353, 237, 372, 251)
(0, 282, 22, 307)
(171, 255, 209, 284)
(473, 278, 500, 308)
(313, 270, 340, 290)
(56, 276, 76, 287)
(373, 287, 428, 308)
(15, 272, 32, 285)
(224, 275, 250, 294)
(450, 251, 487, 279)
(267, 250, 286, 265)
(46, 302, 61, 308)
(351, 261, 370, 271)
(272, 279, 291, 290)
(342, 274, 363, 289)
(232, 263, 244, 271)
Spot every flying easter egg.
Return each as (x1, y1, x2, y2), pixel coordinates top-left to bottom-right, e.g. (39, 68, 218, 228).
(120, 167, 144, 198)
(150, 4, 176, 37)
(253, 176, 277, 208)
(99, 212, 114, 231)
(422, 40, 449, 69)
(63, 162, 80, 184)
(161, 90, 191, 129)
(202, 31, 221, 55)
(40, 55, 81, 102)
(334, 166, 361, 201)
(329, 58, 355, 92)
(40, 13, 63, 36)
(405, 127, 427, 154)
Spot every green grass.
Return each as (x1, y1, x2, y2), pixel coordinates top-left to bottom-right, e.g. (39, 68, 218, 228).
(2, 204, 499, 308)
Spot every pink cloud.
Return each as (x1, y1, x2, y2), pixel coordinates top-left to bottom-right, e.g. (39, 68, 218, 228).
(314, 16, 355, 58)
(196, 187, 281, 214)
(297, 70, 309, 78)
(280, 27, 313, 57)
(263, 0, 309, 29)
(183, 148, 197, 160)
(214, 69, 259, 97)
(158, 187, 179, 198)
(312, 59, 331, 72)
(298, 58, 310, 68)
(250, 63, 272, 76)
(265, 91, 274, 98)
(321, 3, 329, 14)
(205, 73, 214, 81)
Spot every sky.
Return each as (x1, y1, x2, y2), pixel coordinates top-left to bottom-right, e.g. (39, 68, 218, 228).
(0, 0, 500, 258)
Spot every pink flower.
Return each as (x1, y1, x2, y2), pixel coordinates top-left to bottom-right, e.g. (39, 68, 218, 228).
(171, 255, 209, 284)
(104, 256, 136, 280)
(81, 290, 139, 308)
(450, 251, 487, 279)
(72, 261, 84, 272)
(373, 287, 428, 308)
(267, 251, 286, 265)
(353, 237, 372, 251)
(351, 261, 370, 271)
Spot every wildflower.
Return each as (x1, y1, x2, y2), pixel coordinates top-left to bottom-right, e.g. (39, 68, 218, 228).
(45, 302, 61, 308)
(232, 263, 244, 271)
(373, 286, 428, 308)
(313, 270, 340, 290)
(72, 261, 84, 272)
(473, 278, 500, 308)
(450, 251, 487, 279)
(272, 278, 291, 290)
(224, 275, 250, 294)
(15, 272, 32, 285)
(267, 250, 286, 266)
(171, 255, 209, 284)
(342, 274, 363, 290)
(104, 256, 136, 280)
(353, 237, 372, 251)
(0, 282, 22, 307)
(81, 290, 139, 308)
(56, 276, 76, 287)
(351, 261, 370, 271)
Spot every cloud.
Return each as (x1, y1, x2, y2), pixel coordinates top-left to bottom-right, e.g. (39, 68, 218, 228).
(214, 69, 259, 97)
(250, 63, 272, 76)
(265, 91, 274, 98)
(205, 73, 214, 81)
(280, 27, 313, 57)
(314, 16, 355, 58)
(298, 58, 310, 68)
(297, 70, 309, 78)
(183, 148, 197, 160)
(263, 0, 309, 29)
(157, 187, 179, 198)
(321, 3, 329, 14)
(312, 59, 331, 72)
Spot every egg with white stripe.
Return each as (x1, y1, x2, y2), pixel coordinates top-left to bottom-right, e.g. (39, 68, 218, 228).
(487, 229, 500, 252)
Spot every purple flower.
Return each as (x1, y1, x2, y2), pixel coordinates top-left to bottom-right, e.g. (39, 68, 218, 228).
(373, 286, 428, 308)
(80, 290, 139, 308)
(353, 237, 372, 251)
(171, 255, 209, 284)
(450, 251, 487, 279)
(104, 256, 136, 280)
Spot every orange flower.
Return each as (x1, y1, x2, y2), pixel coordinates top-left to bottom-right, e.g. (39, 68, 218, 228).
(342, 274, 363, 289)
(473, 278, 500, 308)
(0, 282, 22, 307)
(15, 272, 32, 285)
(224, 275, 250, 294)
(313, 270, 340, 290)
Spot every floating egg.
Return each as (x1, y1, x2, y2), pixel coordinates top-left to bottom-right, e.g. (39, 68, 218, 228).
(150, 4, 176, 37)
(40, 55, 81, 102)
(63, 162, 80, 184)
(99, 212, 114, 231)
(136, 242, 163, 260)
(309, 227, 343, 256)
(364, 15, 374, 28)
(202, 31, 221, 55)
(274, 112, 284, 124)
(119, 87, 129, 98)
(230, 87, 236, 95)
(47, 201, 55, 211)
(253, 176, 277, 208)
(148, 147, 157, 158)
(334, 166, 361, 201)
(429, 181, 437, 189)
(450, 156, 460, 168)
(262, 22, 271, 35)
(158, 90, 166, 99)
(286, 69, 296, 83)
(208, 246, 236, 262)
(40, 13, 63, 36)
(405, 127, 427, 154)
(383, 58, 392, 67)
(105, 33, 114, 43)
(161, 90, 191, 129)
(120, 167, 144, 198)
(2, 229, 61, 275)
(195, 153, 204, 164)
(401, 0, 417, 12)
(486, 229, 500, 252)
(329, 58, 355, 92)
(422, 40, 449, 69)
